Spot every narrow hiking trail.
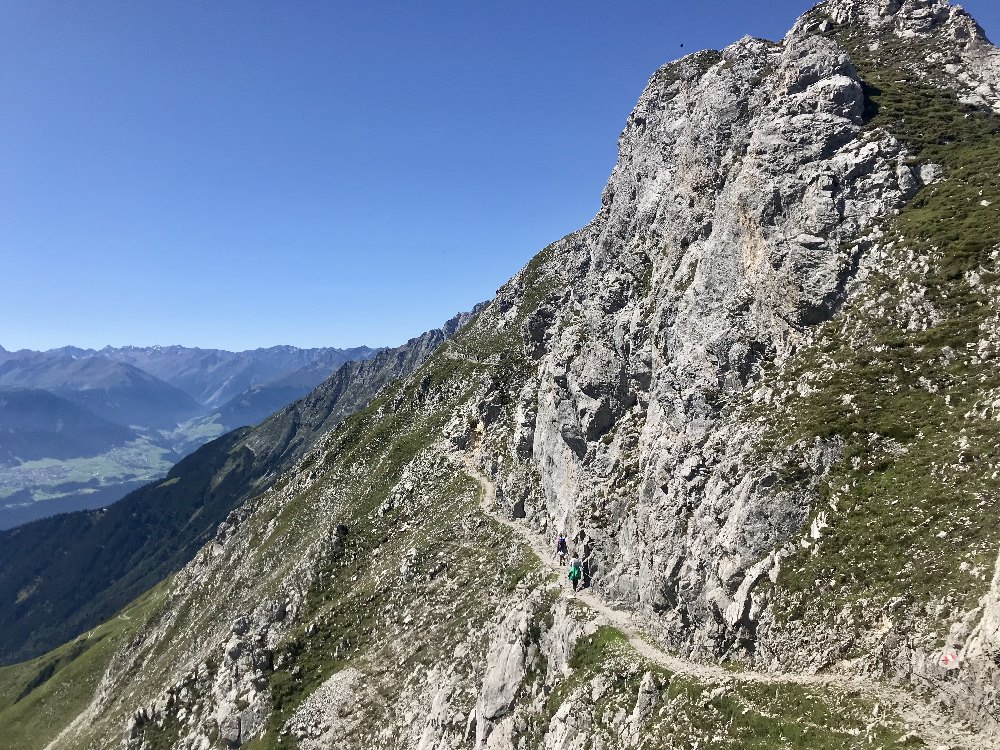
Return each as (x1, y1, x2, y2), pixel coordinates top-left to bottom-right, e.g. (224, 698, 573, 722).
(458, 455, 994, 750)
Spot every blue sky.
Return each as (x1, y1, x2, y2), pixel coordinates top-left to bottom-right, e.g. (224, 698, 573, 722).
(3, 1, 998, 351)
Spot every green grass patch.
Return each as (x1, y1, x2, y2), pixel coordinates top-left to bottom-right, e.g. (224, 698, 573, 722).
(648, 678, 917, 749)
(748, 18, 1000, 635)
(0, 582, 169, 750)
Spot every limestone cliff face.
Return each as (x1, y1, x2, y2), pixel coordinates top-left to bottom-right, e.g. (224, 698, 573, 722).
(488, 0, 1000, 730)
(16, 2, 1000, 749)
(505, 1, 925, 641)
(517, 26, 910, 634)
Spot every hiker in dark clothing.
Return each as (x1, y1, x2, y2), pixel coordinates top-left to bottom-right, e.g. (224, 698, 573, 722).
(555, 534, 568, 565)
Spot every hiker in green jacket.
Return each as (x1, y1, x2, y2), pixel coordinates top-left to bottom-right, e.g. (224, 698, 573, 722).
(568, 554, 583, 593)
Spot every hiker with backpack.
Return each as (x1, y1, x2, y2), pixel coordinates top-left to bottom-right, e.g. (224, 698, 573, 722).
(555, 533, 568, 565)
(568, 554, 583, 593)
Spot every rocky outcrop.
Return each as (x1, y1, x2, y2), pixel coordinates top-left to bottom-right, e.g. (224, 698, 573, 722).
(287, 667, 363, 747)
(955, 554, 1000, 731)
(511, 11, 915, 651)
(808, 0, 1000, 112)
(10, 2, 1000, 748)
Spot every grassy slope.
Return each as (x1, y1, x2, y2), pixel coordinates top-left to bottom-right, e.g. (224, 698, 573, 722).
(233, 255, 561, 749)
(0, 582, 168, 750)
(112, 302, 542, 749)
(0, 428, 255, 666)
(752, 16, 1000, 643)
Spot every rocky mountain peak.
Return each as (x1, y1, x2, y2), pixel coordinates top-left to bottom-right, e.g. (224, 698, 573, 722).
(799, 0, 967, 32)
(787, 0, 1000, 112)
(4, 2, 1000, 748)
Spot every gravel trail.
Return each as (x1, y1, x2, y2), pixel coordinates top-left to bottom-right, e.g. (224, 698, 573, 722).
(460, 454, 993, 750)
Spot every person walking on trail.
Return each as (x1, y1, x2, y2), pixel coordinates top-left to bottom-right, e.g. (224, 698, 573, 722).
(555, 534, 568, 565)
(568, 554, 583, 593)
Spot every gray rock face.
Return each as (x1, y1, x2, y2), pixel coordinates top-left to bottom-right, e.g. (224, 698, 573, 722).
(483, 0, 1000, 714)
(476, 602, 534, 733)
(512, 21, 913, 656)
(958, 554, 1000, 729)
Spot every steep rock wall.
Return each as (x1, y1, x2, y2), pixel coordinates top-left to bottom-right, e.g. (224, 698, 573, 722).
(483, 0, 1000, 728)
(10, 2, 1000, 748)
(507, 11, 915, 651)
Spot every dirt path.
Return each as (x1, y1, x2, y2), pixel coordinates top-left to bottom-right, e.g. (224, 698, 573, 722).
(460, 455, 994, 750)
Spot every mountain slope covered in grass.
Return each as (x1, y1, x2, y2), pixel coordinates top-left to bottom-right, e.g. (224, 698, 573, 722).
(0, 311, 473, 666)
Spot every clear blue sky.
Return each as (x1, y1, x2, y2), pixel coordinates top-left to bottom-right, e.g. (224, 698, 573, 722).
(3, 1, 998, 351)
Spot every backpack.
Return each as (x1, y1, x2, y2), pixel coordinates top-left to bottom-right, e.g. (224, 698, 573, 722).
(568, 562, 582, 581)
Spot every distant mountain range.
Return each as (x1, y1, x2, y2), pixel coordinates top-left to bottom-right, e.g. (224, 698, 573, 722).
(0, 310, 475, 663)
(0, 388, 138, 466)
(0, 344, 377, 410)
(211, 346, 380, 429)
(0, 343, 378, 527)
(80, 344, 376, 408)
(0, 352, 201, 428)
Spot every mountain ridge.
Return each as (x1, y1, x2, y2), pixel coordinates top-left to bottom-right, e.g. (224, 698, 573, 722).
(13, 343, 380, 408)
(0, 354, 201, 428)
(0, 388, 138, 466)
(2, 1, 999, 747)
(0, 308, 477, 666)
(0, 344, 380, 526)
